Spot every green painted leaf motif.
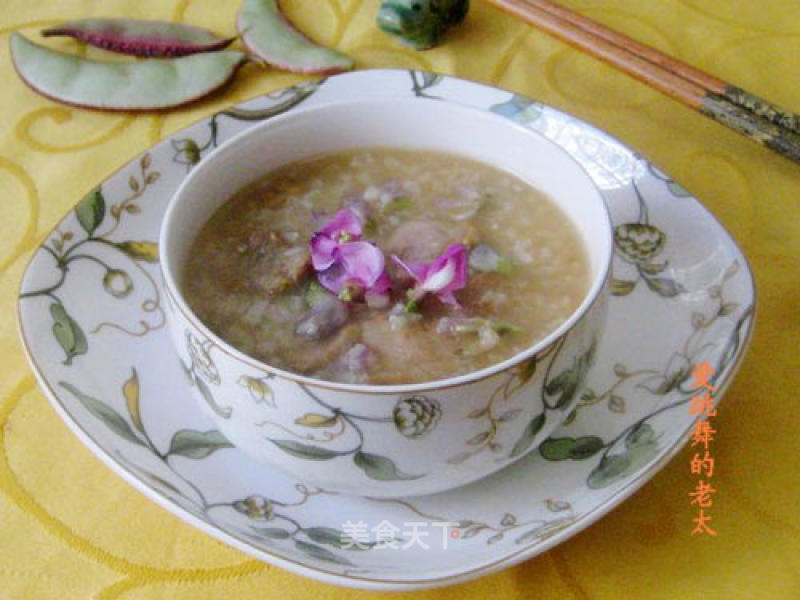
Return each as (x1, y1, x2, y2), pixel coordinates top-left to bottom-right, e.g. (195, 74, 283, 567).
(640, 261, 667, 275)
(539, 436, 604, 461)
(608, 395, 626, 413)
(294, 540, 355, 566)
(50, 302, 87, 365)
(667, 180, 692, 197)
(625, 422, 655, 449)
(421, 72, 442, 88)
(305, 527, 350, 547)
(353, 451, 423, 481)
(74, 187, 105, 235)
(724, 261, 740, 281)
(588, 424, 661, 488)
(498, 408, 522, 423)
(60, 382, 145, 447)
(546, 499, 572, 512)
(610, 278, 636, 296)
(303, 526, 377, 550)
(544, 343, 595, 410)
(252, 527, 291, 539)
(514, 518, 573, 545)
(141, 471, 184, 497)
(268, 439, 343, 460)
(168, 429, 233, 458)
(509, 413, 546, 458)
(642, 274, 682, 297)
(571, 436, 605, 459)
(194, 374, 232, 418)
(518, 355, 538, 385)
(466, 431, 490, 446)
(446, 451, 474, 465)
(539, 437, 573, 460)
(220, 82, 320, 123)
(116, 241, 159, 263)
(490, 95, 543, 125)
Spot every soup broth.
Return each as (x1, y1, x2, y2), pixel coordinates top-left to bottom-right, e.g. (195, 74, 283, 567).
(184, 149, 589, 384)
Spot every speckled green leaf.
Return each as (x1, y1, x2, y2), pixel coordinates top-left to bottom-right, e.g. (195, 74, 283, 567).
(74, 187, 105, 236)
(60, 382, 144, 447)
(353, 451, 422, 481)
(167, 429, 233, 458)
(237, 0, 353, 74)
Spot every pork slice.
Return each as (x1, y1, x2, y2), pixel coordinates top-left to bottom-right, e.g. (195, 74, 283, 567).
(252, 246, 312, 297)
(386, 220, 479, 264)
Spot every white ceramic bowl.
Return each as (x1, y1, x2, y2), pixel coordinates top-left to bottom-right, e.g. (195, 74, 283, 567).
(160, 82, 612, 497)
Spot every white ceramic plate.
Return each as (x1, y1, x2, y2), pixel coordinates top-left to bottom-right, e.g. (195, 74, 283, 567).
(17, 70, 755, 590)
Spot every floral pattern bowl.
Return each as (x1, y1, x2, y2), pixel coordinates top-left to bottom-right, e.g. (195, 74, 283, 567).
(159, 76, 613, 497)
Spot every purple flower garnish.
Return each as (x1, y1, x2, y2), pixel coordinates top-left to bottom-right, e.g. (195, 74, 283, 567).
(393, 243, 469, 309)
(310, 208, 364, 270)
(310, 209, 390, 303)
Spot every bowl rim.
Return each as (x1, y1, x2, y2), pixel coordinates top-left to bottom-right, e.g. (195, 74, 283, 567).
(159, 92, 614, 395)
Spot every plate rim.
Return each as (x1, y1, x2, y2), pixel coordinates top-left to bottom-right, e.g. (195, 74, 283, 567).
(15, 68, 758, 590)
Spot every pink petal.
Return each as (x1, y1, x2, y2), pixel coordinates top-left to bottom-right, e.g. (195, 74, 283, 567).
(310, 233, 339, 270)
(436, 291, 460, 306)
(319, 208, 363, 240)
(338, 241, 385, 287)
(391, 255, 427, 283)
(422, 244, 468, 296)
(368, 270, 392, 295)
(317, 262, 348, 294)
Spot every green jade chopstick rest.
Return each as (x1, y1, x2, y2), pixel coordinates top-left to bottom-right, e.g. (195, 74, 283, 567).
(376, 0, 469, 50)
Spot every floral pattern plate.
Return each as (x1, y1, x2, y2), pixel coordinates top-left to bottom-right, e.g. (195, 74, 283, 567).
(17, 70, 755, 590)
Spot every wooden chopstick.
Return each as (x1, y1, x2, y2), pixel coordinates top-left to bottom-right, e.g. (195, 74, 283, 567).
(485, 0, 800, 163)
(521, 0, 800, 135)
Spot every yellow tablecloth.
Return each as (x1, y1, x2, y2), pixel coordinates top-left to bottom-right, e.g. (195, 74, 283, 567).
(1, 1, 798, 598)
